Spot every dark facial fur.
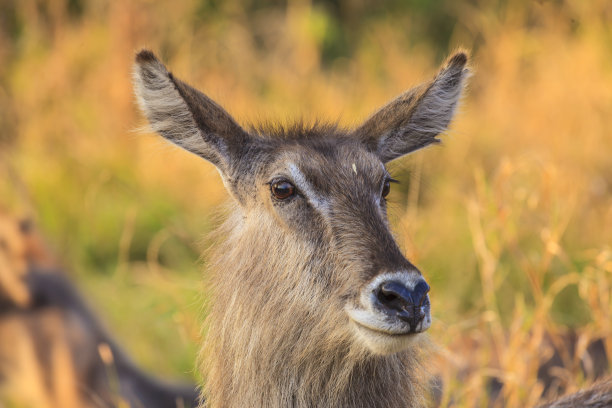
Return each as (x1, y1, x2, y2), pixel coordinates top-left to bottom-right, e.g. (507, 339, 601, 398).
(134, 49, 470, 408)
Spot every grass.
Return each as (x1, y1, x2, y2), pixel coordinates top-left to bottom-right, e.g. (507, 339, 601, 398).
(1, 0, 611, 406)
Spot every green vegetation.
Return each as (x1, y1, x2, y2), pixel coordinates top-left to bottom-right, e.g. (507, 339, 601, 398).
(1, 0, 610, 405)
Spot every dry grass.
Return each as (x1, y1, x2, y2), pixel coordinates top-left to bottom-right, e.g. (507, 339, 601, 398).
(0, 0, 611, 406)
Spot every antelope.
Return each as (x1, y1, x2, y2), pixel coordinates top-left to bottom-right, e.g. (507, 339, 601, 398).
(133, 50, 612, 407)
(0, 211, 198, 408)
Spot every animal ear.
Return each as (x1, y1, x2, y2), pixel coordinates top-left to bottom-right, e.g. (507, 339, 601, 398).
(353, 51, 470, 163)
(133, 49, 251, 174)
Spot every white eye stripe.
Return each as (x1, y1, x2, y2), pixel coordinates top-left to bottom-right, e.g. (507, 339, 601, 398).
(286, 163, 392, 211)
(287, 163, 330, 213)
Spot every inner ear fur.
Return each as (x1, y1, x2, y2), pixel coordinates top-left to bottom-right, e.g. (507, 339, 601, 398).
(133, 49, 251, 174)
(353, 51, 470, 163)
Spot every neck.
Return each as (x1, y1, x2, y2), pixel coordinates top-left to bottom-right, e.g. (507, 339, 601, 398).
(199, 211, 429, 407)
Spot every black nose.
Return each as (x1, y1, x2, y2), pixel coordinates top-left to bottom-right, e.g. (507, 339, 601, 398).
(376, 280, 430, 331)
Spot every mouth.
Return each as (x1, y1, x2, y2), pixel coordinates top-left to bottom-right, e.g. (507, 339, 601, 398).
(350, 318, 419, 337)
(349, 313, 430, 336)
(346, 307, 431, 355)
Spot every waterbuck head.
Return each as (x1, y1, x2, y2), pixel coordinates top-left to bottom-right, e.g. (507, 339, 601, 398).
(133, 50, 468, 407)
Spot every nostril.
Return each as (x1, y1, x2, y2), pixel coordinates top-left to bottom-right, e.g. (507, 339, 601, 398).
(378, 290, 399, 304)
(376, 281, 413, 311)
(375, 280, 430, 311)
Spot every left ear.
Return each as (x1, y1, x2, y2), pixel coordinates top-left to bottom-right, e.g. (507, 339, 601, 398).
(132, 49, 252, 177)
(352, 51, 470, 163)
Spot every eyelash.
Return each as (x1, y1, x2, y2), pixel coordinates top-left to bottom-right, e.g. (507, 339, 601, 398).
(383, 178, 399, 197)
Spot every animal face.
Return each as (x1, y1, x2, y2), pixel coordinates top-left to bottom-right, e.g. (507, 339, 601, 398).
(133, 50, 469, 355)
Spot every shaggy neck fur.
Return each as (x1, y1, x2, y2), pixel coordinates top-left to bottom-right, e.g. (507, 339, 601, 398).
(199, 209, 430, 408)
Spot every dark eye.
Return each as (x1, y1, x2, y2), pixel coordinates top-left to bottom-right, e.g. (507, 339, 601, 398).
(382, 180, 391, 198)
(271, 180, 296, 200)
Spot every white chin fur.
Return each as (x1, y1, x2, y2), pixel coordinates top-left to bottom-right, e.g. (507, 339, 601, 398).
(346, 307, 432, 334)
(349, 319, 423, 355)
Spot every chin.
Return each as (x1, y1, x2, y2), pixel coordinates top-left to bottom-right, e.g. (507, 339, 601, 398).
(350, 319, 429, 355)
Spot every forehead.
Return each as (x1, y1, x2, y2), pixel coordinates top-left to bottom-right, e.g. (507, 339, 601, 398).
(263, 137, 387, 187)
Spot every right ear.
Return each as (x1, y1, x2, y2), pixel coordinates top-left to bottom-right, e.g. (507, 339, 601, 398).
(352, 51, 470, 163)
(132, 50, 251, 175)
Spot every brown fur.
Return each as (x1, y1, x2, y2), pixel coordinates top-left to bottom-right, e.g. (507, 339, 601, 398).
(133, 48, 612, 408)
(200, 209, 431, 407)
(537, 378, 612, 408)
(134, 50, 612, 408)
(134, 49, 469, 408)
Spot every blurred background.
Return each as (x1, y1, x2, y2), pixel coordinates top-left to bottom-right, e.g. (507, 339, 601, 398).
(0, 0, 611, 406)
